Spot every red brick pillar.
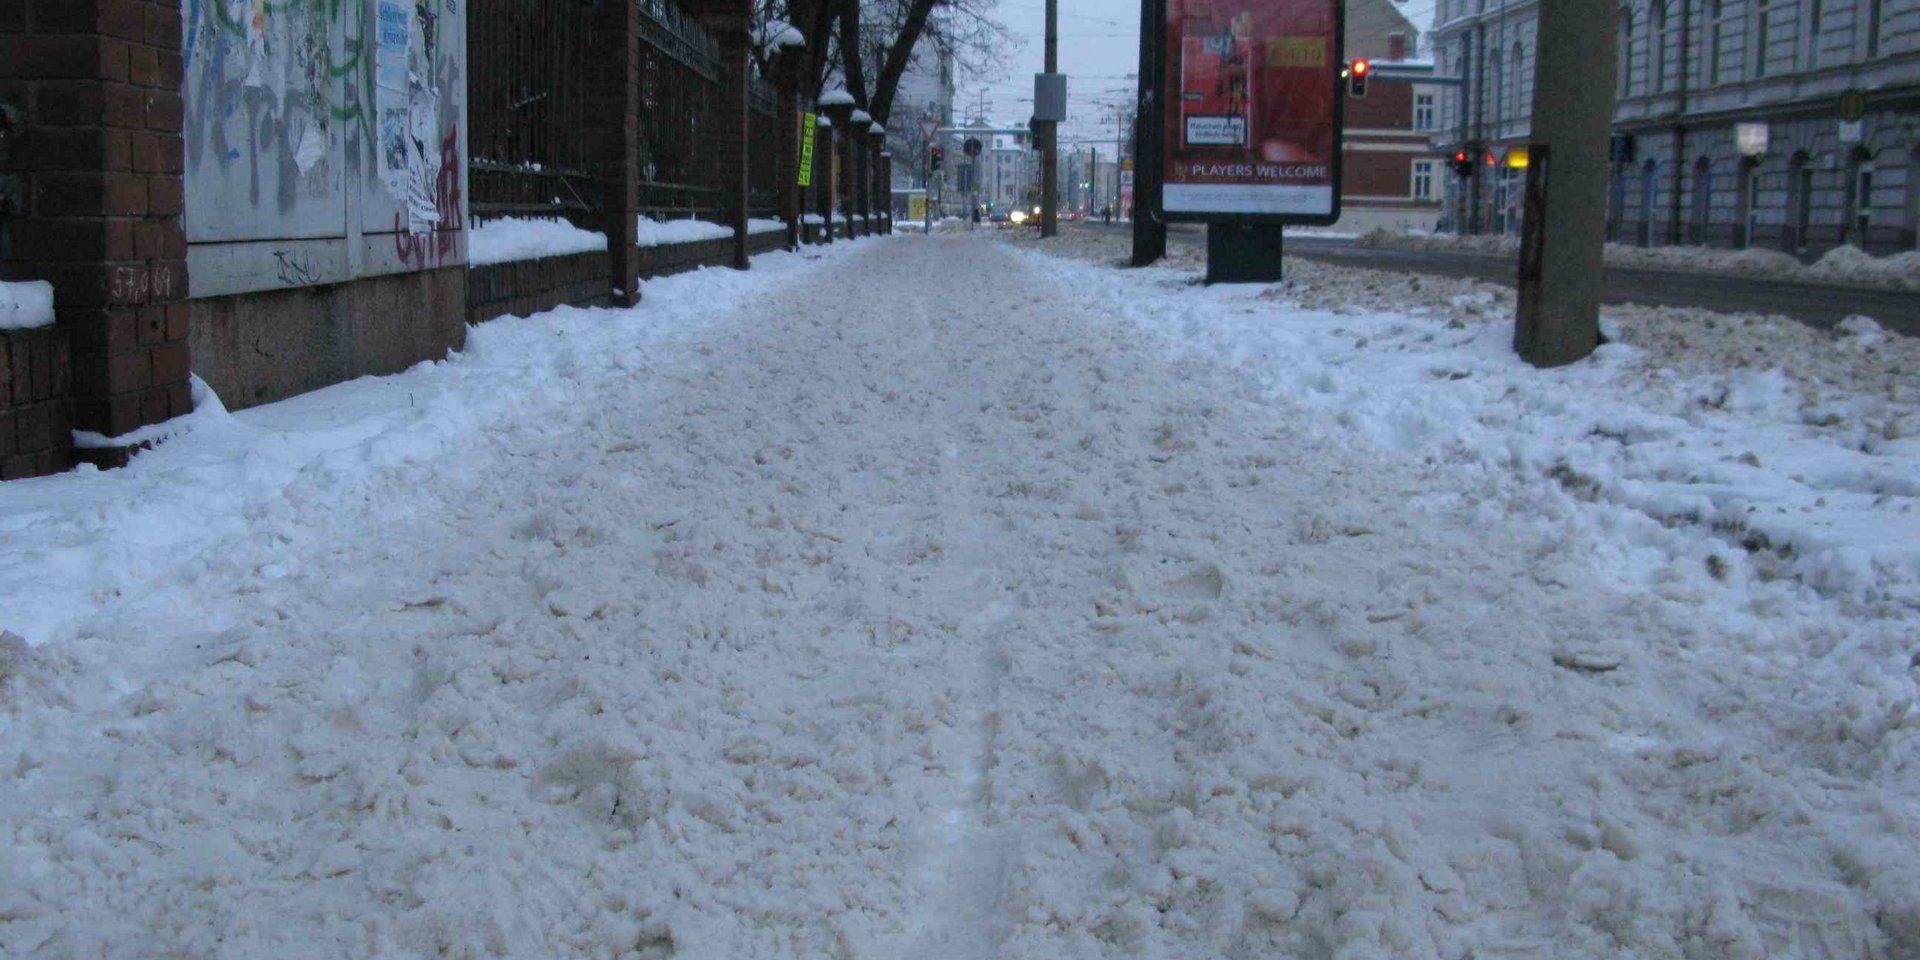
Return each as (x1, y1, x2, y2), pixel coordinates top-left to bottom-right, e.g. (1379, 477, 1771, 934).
(847, 116, 871, 237)
(2, 0, 191, 475)
(594, 0, 641, 306)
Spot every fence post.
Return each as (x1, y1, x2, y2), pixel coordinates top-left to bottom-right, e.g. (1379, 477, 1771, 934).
(816, 117, 835, 243)
(594, 0, 642, 305)
(848, 116, 871, 236)
(722, 34, 751, 269)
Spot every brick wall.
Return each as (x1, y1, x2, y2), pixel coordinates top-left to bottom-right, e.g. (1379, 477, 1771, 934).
(464, 230, 792, 325)
(0, 328, 71, 478)
(0, 0, 191, 477)
(467, 251, 610, 324)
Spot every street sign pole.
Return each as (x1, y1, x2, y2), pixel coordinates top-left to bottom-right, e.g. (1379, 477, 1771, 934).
(1041, 0, 1061, 238)
(1132, 0, 1166, 265)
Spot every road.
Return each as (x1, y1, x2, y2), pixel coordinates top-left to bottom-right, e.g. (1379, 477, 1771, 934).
(1078, 222, 1919, 336)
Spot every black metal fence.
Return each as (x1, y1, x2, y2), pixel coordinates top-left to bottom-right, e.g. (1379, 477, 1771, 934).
(467, 0, 600, 223)
(469, 0, 790, 225)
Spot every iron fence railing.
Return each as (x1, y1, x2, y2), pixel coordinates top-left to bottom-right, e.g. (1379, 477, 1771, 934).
(468, 0, 600, 224)
(469, 0, 826, 229)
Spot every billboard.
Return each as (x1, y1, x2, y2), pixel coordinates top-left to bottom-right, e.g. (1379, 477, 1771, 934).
(1162, 0, 1343, 223)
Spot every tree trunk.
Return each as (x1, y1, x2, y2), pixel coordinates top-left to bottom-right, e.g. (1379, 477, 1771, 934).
(868, 0, 939, 125)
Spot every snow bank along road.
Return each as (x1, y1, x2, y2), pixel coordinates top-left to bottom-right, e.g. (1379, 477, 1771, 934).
(4, 235, 1917, 959)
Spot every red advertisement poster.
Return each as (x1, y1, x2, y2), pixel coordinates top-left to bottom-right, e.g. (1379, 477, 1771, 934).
(1163, 0, 1342, 221)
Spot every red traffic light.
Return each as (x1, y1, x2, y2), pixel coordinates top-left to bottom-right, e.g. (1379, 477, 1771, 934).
(1453, 151, 1468, 163)
(1351, 58, 1369, 75)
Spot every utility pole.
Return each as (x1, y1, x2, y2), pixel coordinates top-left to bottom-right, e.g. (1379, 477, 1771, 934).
(1131, 0, 1166, 264)
(1513, 0, 1619, 367)
(1040, 0, 1060, 238)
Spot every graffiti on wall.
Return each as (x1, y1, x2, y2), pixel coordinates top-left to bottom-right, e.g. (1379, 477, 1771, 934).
(183, 0, 466, 294)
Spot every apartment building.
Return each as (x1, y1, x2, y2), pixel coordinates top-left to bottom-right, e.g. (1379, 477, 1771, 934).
(1430, 0, 1920, 253)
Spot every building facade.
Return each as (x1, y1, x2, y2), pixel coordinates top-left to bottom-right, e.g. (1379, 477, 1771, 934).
(1335, 0, 1449, 232)
(888, 47, 957, 190)
(1431, 0, 1920, 254)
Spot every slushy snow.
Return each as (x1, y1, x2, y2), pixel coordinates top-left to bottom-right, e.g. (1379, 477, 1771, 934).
(2, 232, 1916, 959)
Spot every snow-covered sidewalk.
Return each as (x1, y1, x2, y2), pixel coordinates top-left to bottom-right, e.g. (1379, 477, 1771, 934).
(3, 234, 1917, 959)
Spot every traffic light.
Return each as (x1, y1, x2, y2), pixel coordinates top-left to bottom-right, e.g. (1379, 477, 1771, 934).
(1451, 150, 1474, 178)
(930, 146, 944, 171)
(1347, 59, 1369, 97)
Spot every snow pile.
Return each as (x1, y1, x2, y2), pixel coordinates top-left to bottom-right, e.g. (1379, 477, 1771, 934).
(1017, 227, 1920, 605)
(1359, 228, 1920, 291)
(755, 19, 804, 50)
(1808, 245, 1920, 290)
(637, 217, 733, 247)
(71, 375, 225, 450)
(1000, 228, 1920, 958)
(1358, 227, 1518, 256)
(467, 216, 607, 267)
(0, 280, 55, 330)
(818, 88, 854, 107)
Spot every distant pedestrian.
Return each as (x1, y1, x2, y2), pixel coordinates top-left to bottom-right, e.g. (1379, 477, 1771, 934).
(1102, 205, 1112, 225)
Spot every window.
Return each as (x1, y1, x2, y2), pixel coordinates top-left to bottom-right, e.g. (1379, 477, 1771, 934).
(1620, 9, 1636, 96)
(1755, 0, 1771, 79)
(1851, 150, 1875, 242)
(1511, 42, 1525, 114)
(1736, 159, 1759, 248)
(1807, 0, 1824, 68)
(1489, 49, 1503, 118)
(1413, 160, 1435, 200)
(1415, 93, 1436, 130)
(1709, 1, 1724, 84)
(1867, 0, 1884, 57)
(1653, 1, 1668, 91)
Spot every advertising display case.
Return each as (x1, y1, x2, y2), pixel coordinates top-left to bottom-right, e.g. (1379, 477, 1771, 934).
(1161, 0, 1344, 224)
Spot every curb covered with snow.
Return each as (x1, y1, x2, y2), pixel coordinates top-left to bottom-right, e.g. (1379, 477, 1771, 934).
(1357, 228, 1920, 291)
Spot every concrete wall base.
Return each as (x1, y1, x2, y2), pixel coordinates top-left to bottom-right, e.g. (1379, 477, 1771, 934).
(191, 268, 468, 412)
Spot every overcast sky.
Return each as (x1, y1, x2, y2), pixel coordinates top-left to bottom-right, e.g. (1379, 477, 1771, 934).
(959, 0, 1438, 158)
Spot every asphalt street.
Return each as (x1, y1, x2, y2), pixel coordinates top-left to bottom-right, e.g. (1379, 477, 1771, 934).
(1076, 222, 1918, 336)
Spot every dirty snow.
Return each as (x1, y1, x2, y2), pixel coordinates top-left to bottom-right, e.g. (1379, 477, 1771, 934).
(3, 232, 1917, 960)
(1358, 228, 1920, 291)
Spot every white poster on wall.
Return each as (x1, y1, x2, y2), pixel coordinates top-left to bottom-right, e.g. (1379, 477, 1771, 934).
(375, 0, 415, 212)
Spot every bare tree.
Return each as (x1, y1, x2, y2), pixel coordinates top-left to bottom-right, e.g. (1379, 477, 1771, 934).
(856, 0, 1014, 124)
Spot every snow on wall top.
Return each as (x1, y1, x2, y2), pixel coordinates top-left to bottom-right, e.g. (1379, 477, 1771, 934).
(0, 280, 55, 330)
(468, 217, 608, 267)
(817, 89, 854, 106)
